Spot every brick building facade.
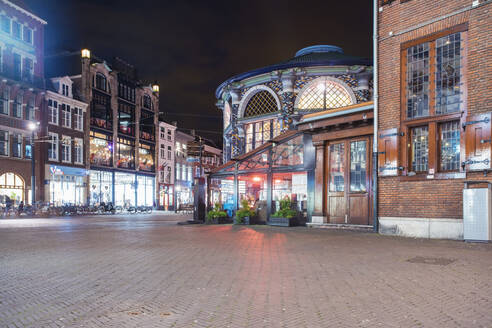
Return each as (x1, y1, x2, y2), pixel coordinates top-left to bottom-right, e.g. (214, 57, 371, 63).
(0, 0, 46, 205)
(377, 0, 492, 238)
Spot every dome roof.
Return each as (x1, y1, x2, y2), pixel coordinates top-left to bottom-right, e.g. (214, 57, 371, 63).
(216, 45, 371, 99)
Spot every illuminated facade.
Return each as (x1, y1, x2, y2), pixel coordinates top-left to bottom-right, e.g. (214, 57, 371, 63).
(216, 45, 372, 162)
(46, 53, 159, 206)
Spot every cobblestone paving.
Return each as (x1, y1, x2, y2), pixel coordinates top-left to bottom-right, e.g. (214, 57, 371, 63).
(0, 214, 491, 328)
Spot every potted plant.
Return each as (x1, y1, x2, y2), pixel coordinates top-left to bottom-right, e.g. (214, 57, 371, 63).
(269, 197, 298, 227)
(235, 199, 255, 225)
(206, 203, 228, 224)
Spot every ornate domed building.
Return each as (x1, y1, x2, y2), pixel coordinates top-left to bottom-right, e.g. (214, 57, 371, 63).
(216, 45, 373, 161)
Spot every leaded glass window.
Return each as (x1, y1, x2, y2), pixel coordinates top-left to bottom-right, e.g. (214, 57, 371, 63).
(329, 143, 345, 192)
(411, 126, 429, 172)
(297, 77, 354, 112)
(244, 91, 278, 118)
(244, 119, 280, 153)
(406, 43, 430, 118)
(350, 141, 366, 192)
(436, 33, 462, 115)
(440, 121, 460, 171)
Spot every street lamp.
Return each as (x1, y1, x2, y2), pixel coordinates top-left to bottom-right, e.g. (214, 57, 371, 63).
(27, 121, 39, 205)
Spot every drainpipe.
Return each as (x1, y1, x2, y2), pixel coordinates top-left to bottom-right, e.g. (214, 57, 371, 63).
(372, 0, 379, 233)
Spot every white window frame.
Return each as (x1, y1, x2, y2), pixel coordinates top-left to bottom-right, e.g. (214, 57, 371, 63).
(61, 135, 71, 163)
(74, 107, 83, 130)
(23, 25, 33, 45)
(13, 92, 23, 118)
(12, 20, 21, 39)
(48, 132, 58, 161)
(61, 104, 71, 128)
(74, 138, 83, 164)
(1, 15, 11, 34)
(48, 99, 58, 125)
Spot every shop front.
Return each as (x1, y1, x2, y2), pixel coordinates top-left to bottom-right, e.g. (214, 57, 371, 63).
(159, 184, 174, 210)
(114, 171, 135, 206)
(137, 174, 154, 206)
(89, 169, 113, 205)
(210, 131, 315, 223)
(45, 165, 88, 205)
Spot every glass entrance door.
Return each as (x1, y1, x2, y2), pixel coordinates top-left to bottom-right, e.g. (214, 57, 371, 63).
(326, 137, 371, 225)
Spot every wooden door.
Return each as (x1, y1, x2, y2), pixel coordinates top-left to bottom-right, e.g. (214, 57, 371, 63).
(327, 142, 346, 223)
(347, 138, 370, 225)
(326, 137, 371, 225)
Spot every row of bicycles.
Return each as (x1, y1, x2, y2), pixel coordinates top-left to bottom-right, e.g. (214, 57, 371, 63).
(1, 202, 153, 218)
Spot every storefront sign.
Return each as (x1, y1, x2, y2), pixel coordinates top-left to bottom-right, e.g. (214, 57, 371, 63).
(50, 165, 89, 177)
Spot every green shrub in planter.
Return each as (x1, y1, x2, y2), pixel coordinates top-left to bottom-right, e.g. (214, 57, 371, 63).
(270, 197, 298, 226)
(206, 203, 228, 224)
(235, 199, 255, 224)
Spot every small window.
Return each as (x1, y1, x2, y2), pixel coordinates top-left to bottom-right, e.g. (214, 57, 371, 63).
(13, 92, 22, 118)
(11, 134, 22, 158)
(12, 21, 20, 39)
(23, 26, 33, 44)
(0, 131, 8, 156)
(74, 138, 83, 164)
(95, 73, 107, 92)
(410, 126, 429, 172)
(74, 107, 83, 130)
(61, 136, 71, 163)
(61, 104, 71, 128)
(26, 98, 35, 121)
(48, 99, 58, 125)
(439, 121, 460, 171)
(1, 16, 11, 34)
(22, 58, 33, 82)
(0, 87, 9, 115)
(25, 136, 32, 159)
(48, 133, 58, 161)
(406, 43, 430, 119)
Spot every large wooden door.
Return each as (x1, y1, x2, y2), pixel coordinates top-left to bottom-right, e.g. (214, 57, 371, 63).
(326, 137, 371, 225)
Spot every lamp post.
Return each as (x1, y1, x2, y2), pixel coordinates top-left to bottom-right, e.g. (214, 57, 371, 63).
(27, 121, 39, 205)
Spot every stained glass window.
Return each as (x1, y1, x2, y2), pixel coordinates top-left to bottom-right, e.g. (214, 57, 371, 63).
(297, 77, 354, 112)
(406, 43, 430, 118)
(244, 91, 278, 118)
(411, 126, 429, 172)
(436, 33, 462, 115)
(440, 121, 460, 171)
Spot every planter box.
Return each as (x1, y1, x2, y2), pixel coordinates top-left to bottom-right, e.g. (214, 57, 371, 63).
(234, 216, 250, 225)
(268, 217, 297, 227)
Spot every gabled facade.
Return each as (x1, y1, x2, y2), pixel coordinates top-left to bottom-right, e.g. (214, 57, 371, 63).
(41, 76, 89, 205)
(157, 121, 176, 210)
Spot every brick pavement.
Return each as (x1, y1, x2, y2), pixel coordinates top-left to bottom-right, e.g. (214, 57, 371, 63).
(0, 214, 491, 328)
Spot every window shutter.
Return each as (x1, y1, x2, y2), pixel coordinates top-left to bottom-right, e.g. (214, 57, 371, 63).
(464, 112, 491, 171)
(378, 128, 400, 176)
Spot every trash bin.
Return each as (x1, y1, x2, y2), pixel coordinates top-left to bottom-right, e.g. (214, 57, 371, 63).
(463, 181, 492, 242)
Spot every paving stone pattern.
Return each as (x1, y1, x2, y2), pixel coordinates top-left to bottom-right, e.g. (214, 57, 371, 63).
(0, 214, 491, 328)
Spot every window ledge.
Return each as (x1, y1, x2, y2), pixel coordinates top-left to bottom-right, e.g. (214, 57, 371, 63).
(399, 172, 466, 181)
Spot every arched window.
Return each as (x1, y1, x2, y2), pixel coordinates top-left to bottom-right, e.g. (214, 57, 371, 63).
(244, 90, 278, 118)
(0, 172, 24, 204)
(223, 102, 231, 130)
(296, 77, 355, 112)
(95, 73, 108, 92)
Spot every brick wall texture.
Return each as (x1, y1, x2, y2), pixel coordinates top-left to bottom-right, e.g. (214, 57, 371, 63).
(378, 0, 492, 219)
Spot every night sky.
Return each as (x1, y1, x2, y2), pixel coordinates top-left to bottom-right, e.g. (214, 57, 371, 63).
(26, 0, 373, 146)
